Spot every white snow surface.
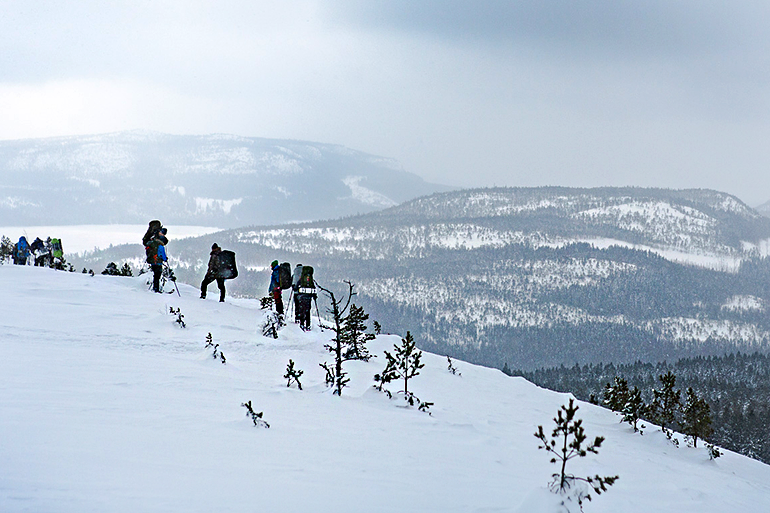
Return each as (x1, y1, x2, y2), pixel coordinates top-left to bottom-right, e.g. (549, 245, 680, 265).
(1, 266, 770, 512)
(0, 225, 221, 255)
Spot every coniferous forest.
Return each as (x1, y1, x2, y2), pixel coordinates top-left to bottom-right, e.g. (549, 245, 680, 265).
(514, 352, 770, 464)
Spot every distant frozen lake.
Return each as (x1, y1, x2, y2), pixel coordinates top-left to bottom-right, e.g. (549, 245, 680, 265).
(0, 225, 222, 255)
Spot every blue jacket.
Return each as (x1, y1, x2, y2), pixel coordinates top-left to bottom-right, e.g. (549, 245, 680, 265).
(269, 266, 281, 293)
(158, 244, 167, 262)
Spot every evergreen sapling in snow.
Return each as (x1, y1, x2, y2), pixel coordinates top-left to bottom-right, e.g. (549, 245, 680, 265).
(447, 356, 461, 376)
(317, 280, 356, 396)
(241, 401, 270, 428)
(284, 359, 304, 390)
(204, 333, 226, 364)
(681, 387, 713, 448)
(622, 386, 646, 434)
(341, 303, 375, 362)
(648, 371, 682, 439)
(169, 307, 186, 328)
(375, 331, 432, 413)
(535, 398, 618, 509)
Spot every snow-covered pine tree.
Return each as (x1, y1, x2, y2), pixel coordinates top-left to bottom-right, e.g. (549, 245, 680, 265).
(382, 331, 424, 396)
(373, 320, 382, 335)
(342, 303, 375, 362)
(284, 359, 304, 390)
(534, 398, 618, 508)
(101, 262, 121, 276)
(120, 263, 133, 276)
(648, 371, 681, 434)
(682, 387, 713, 448)
(603, 376, 630, 412)
(0, 235, 13, 263)
(622, 386, 645, 433)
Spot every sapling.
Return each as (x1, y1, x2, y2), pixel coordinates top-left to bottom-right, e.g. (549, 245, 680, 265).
(241, 401, 270, 428)
(169, 307, 186, 328)
(682, 387, 713, 448)
(284, 359, 304, 390)
(316, 280, 356, 395)
(447, 356, 461, 376)
(373, 320, 382, 335)
(374, 331, 432, 413)
(205, 334, 226, 364)
(535, 398, 618, 509)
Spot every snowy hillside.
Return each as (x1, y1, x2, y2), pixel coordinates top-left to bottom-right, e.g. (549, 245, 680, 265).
(74, 187, 770, 371)
(0, 131, 449, 228)
(2, 264, 769, 513)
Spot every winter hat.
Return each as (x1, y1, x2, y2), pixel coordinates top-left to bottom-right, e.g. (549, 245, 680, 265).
(211, 243, 220, 250)
(271, 260, 279, 268)
(160, 227, 167, 235)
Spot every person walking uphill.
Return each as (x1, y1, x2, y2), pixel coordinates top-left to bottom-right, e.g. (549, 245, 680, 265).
(269, 260, 284, 317)
(201, 243, 227, 302)
(146, 234, 168, 293)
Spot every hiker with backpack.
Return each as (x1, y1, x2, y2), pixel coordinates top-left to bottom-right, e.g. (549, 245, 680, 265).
(296, 265, 316, 331)
(146, 233, 168, 293)
(15, 236, 30, 265)
(200, 243, 227, 302)
(269, 260, 285, 317)
(30, 237, 47, 266)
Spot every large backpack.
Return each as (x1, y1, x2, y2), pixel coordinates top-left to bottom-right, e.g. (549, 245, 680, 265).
(279, 262, 292, 290)
(217, 250, 238, 280)
(51, 238, 63, 259)
(16, 237, 29, 259)
(298, 265, 315, 293)
(142, 220, 162, 246)
(145, 239, 162, 265)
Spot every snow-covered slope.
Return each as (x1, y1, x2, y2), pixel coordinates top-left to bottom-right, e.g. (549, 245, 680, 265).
(0, 131, 449, 228)
(1, 265, 769, 512)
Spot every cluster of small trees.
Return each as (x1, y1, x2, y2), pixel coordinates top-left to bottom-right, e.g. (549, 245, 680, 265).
(600, 371, 718, 455)
(102, 262, 133, 276)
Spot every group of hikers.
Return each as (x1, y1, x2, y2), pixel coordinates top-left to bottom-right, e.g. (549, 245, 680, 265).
(268, 260, 317, 331)
(11, 235, 65, 269)
(142, 220, 317, 330)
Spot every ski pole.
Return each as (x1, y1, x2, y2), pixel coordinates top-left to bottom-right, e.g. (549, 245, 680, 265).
(313, 295, 323, 332)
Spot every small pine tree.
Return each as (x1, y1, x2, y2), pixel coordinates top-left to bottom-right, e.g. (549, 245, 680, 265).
(681, 387, 713, 448)
(342, 303, 375, 362)
(260, 296, 274, 310)
(603, 376, 630, 412)
(373, 320, 382, 335)
(535, 398, 618, 507)
(317, 280, 356, 396)
(622, 386, 646, 433)
(0, 235, 13, 262)
(120, 263, 133, 276)
(241, 401, 270, 428)
(170, 307, 186, 328)
(447, 356, 461, 376)
(380, 331, 425, 395)
(648, 371, 681, 433)
(284, 359, 304, 390)
(102, 262, 121, 276)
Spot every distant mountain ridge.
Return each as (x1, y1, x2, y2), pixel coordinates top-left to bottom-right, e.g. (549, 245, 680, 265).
(77, 186, 770, 371)
(0, 130, 450, 228)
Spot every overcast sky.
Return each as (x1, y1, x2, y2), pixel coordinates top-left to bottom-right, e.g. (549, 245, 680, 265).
(2, 1, 769, 205)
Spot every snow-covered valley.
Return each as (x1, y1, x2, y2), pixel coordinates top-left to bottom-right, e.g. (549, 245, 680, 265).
(1, 264, 769, 512)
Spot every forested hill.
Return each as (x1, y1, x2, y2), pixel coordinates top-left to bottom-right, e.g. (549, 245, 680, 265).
(76, 186, 770, 371)
(0, 130, 449, 228)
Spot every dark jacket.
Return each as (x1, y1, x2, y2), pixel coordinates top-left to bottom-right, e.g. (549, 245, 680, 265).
(207, 248, 222, 276)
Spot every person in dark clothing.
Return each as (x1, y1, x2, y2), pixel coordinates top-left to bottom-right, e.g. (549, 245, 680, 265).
(146, 234, 167, 293)
(269, 260, 284, 316)
(200, 243, 226, 302)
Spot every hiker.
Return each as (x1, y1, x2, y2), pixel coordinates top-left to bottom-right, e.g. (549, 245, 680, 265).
(292, 264, 303, 323)
(146, 233, 167, 293)
(44, 237, 54, 267)
(15, 236, 30, 265)
(296, 265, 316, 331)
(269, 260, 284, 317)
(30, 237, 47, 266)
(201, 243, 227, 302)
(50, 238, 64, 270)
(142, 220, 163, 246)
